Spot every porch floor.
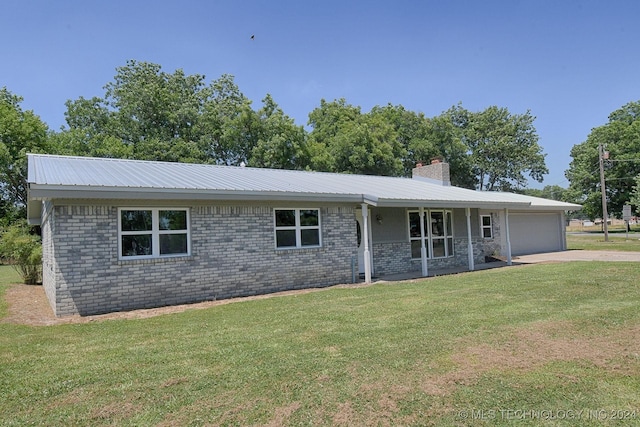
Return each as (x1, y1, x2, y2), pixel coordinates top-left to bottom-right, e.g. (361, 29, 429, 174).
(362, 260, 511, 283)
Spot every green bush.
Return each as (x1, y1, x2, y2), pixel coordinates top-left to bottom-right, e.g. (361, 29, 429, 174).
(0, 221, 42, 285)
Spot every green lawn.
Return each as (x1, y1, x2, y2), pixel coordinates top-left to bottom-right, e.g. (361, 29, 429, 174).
(2, 262, 640, 426)
(567, 233, 640, 251)
(0, 264, 22, 286)
(0, 265, 22, 318)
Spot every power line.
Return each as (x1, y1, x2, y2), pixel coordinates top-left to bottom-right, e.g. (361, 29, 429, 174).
(539, 158, 640, 190)
(606, 176, 640, 182)
(607, 158, 640, 163)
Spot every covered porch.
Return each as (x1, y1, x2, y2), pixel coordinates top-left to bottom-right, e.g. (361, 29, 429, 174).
(356, 202, 518, 284)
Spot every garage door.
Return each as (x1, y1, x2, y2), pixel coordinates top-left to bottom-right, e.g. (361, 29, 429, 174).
(508, 213, 562, 255)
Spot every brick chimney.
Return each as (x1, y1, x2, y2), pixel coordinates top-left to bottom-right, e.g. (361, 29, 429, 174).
(412, 157, 450, 186)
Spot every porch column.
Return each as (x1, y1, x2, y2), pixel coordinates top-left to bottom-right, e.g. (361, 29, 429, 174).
(362, 203, 372, 283)
(419, 207, 428, 276)
(465, 208, 474, 271)
(504, 208, 512, 265)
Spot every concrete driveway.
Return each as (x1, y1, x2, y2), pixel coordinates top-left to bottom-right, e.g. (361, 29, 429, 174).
(515, 250, 640, 263)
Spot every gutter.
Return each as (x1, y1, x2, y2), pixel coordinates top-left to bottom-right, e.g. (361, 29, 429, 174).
(29, 184, 529, 209)
(28, 184, 370, 203)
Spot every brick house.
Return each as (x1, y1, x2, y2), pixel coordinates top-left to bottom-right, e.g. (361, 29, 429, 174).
(27, 154, 580, 316)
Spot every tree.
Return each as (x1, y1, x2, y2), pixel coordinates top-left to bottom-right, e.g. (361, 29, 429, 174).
(196, 73, 260, 165)
(0, 88, 50, 212)
(57, 61, 261, 165)
(520, 185, 568, 201)
(306, 99, 361, 172)
(50, 96, 132, 159)
(452, 105, 547, 191)
(421, 110, 476, 188)
(631, 174, 640, 212)
(369, 104, 429, 174)
(566, 101, 640, 219)
(306, 99, 405, 176)
(368, 104, 475, 187)
(250, 94, 308, 169)
(0, 220, 42, 284)
(333, 112, 403, 176)
(103, 61, 207, 148)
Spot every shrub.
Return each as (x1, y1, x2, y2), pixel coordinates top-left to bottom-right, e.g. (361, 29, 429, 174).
(0, 221, 42, 284)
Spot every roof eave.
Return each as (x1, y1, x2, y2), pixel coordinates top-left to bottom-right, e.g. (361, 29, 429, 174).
(512, 204, 583, 211)
(27, 185, 371, 205)
(375, 199, 531, 209)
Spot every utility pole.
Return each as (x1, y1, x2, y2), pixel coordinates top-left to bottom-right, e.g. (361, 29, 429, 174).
(598, 144, 609, 242)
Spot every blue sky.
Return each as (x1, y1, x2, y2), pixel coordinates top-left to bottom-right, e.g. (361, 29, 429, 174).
(2, 0, 638, 188)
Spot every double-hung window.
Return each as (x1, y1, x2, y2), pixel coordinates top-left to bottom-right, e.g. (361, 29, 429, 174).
(481, 214, 493, 238)
(119, 208, 190, 259)
(408, 209, 454, 259)
(274, 209, 321, 249)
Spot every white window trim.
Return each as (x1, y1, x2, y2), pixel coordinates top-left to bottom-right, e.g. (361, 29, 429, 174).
(480, 214, 493, 239)
(408, 209, 454, 260)
(274, 208, 322, 249)
(118, 207, 191, 260)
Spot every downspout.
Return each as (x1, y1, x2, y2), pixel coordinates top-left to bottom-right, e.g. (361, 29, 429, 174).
(419, 207, 428, 276)
(504, 208, 512, 266)
(465, 208, 474, 271)
(362, 203, 372, 284)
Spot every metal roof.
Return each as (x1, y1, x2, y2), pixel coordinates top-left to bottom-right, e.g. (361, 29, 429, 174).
(27, 154, 581, 220)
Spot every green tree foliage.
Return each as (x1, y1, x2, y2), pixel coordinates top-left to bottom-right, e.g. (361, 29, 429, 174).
(445, 104, 547, 191)
(304, 99, 548, 188)
(5, 59, 553, 225)
(55, 60, 261, 165)
(307, 99, 405, 176)
(250, 95, 308, 169)
(369, 104, 430, 175)
(423, 109, 476, 189)
(196, 73, 260, 165)
(52, 60, 551, 189)
(306, 99, 363, 172)
(49, 96, 133, 159)
(369, 104, 475, 187)
(0, 220, 42, 284)
(0, 88, 50, 211)
(566, 101, 640, 219)
(103, 62, 204, 145)
(520, 185, 568, 201)
(631, 174, 640, 212)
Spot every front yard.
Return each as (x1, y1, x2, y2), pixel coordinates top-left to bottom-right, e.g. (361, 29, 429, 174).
(1, 262, 640, 426)
(567, 232, 640, 251)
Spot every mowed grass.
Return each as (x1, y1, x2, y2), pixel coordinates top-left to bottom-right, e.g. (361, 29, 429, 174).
(0, 265, 22, 286)
(567, 232, 640, 251)
(2, 262, 640, 426)
(0, 265, 22, 318)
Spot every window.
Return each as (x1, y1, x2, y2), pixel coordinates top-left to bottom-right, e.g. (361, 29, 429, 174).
(274, 209, 321, 249)
(409, 211, 429, 259)
(481, 214, 493, 239)
(119, 208, 190, 259)
(408, 210, 454, 259)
